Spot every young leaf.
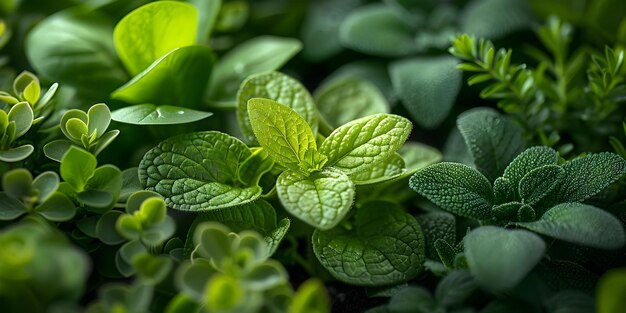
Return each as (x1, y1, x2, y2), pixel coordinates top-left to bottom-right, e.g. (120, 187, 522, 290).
(517, 203, 625, 250)
(237, 71, 317, 144)
(114, 1, 198, 75)
(502, 146, 559, 192)
(87, 103, 111, 139)
(457, 108, 525, 182)
(518, 165, 563, 205)
(312, 201, 425, 286)
(410, 163, 494, 220)
(61, 146, 96, 191)
(247, 98, 317, 169)
(464, 226, 545, 293)
(139, 131, 262, 211)
(277, 169, 354, 230)
(319, 114, 411, 175)
(389, 56, 462, 129)
(111, 104, 213, 125)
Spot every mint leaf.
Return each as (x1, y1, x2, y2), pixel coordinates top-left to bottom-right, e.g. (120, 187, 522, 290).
(138, 131, 262, 211)
(319, 114, 411, 175)
(247, 98, 317, 169)
(464, 226, 546, 292)
(502, 146, 559, 198)
(410, 163, 494, 220)
(111, 104, 213, 125)
(277, 168, 354, 230)
(518, 165, 563, 205)
(457, 108, 525, 182)
(114, 1, 198, 75)
(517, 203, 625, 250)
(312, 201, 424, 286)
(237, 71, 317, 144)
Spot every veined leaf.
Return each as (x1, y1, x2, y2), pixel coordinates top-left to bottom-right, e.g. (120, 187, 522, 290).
(237, 71, 317, 144)
(138, 131, 262, 211)
(349, 153, 405, 185)
(319, 114, 412, 175)
(518, 165, 563, 205)
(416, 212, 456, 260)
(517, 203, 625, 250)
(111, 104, 213, 125)
(502, 146, 559, 197)
(312, 201, 425, 286)
(409, 163, 494, 220)
(277, 168, 354, 230)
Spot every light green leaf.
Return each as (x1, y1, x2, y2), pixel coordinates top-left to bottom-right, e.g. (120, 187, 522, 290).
(189, 0, 221, 42)
(87, 103, 111, 138)
(0, 145, 34, 162)
(464, 226, 545, 293)
(457, 108, 525, 182)
(237, 71, 317, 144)
(390, 56, 462, 129)
(598, 268, 626, 313)
(8, 102, 33, 138)
(315, 77, 389, 129)
(312, 201, 425, 286)
(399, 142, 443, 176)
(409, 163, 494, 220)
(339, 4, 415, 57)
(502, 146, 558, 197)
(518, 165, 563, 205)
(26, 8, 128, 95)
(35, 192, 76, 222)
(319, 114, 411, 175)
(0, 192, 27, 220)
(60, 146, 96, 191)
(349, 153, 405, 185)
(289, 279, 330, 313)
(139, 131, 262, 211)
(247, 98, 317, 169)
(132, 253, 173, 285)
(243, 260, 288, 290)
(237, 147, 274, 187)
(111, 104, 213, 125)
(43, 140, 73, 162)
(112, 45, 214, 108)
(114, 1, 198, 75)
(461, 0, 534, 40)
(277, 168, 354, 230)
(206, 36, 302, 105)
(517, 203, 625, 250)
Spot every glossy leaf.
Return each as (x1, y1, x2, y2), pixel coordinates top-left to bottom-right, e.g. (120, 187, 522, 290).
(111, 104, 213, 125)
(8, 102, 33, 137)
(0, 145, 34, 162)
(60, 146, 96, 191)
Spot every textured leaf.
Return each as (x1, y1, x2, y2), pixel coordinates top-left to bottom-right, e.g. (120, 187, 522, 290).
(461, 0, 534, 40)
(138, 131, 262, 211)
(339, 4, 415, 57)
(113, 1, 198, 75)
(410, 163, 494, 220)
(464, 226, 546, 293)
(237, 71, 317, 143)
(111, 104, 213, 125)
(315, 77, 389, 129)
(518, 165, 563, 205)
(247, 98, 317, 169)
(277, 168, 354, 230)
(502, 146, 559, 194)
(319, 114, 411, 175)
(517, 203, 625, 250)
(435, 271, 477, 308)
(416, 212, 456, 260)
(457, 108, 525, 182)
(390, 56, 462, 129)
(112, 45, 214, 108)
(312, 201, 425, 286)
(349, 153, 405, 185)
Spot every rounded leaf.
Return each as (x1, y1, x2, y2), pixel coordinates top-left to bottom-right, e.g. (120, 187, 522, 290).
(8, 101, 33, 138)
(35, 192, 76, 222)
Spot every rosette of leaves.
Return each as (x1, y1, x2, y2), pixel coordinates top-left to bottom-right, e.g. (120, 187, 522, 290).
(43, 103, 119, 162)
(0, 169, 75, 222)
(0, 217, 89, 312)
(0, 71, 58, 125)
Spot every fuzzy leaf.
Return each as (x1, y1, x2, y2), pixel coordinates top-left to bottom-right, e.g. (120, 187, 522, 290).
(312, 201, 425, 286)
(517, 203, 625, 250)
(502, 146, 558, 193)
(410, 163, 494, 220)
(461, 0, 533, 40)
(518, 165, 563, 205)
(138, 131, 262, 211)
(111, 104, 213, 125)
(416, 212, 456, 260)
(277, 169, 354, 230)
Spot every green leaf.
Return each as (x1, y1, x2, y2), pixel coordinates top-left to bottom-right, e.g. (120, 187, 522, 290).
(113, 1, 198, 75)
(35, 192, 76, 222)
(517, 203, 625, 250)
(112, 45, 214, 108)
(313, 201, 425, 286)
(457, 108, 525, 182)
(205, 275, 245, 311)
(139, 131, 262, 211)
(8, 102, 33, 138)
(461, 0, 533, 40)
(86, 165, 123, 197)
(189, 0, 221, 42)
(236, 148, 274, 186)
(61, 146, 96, 191)
(32, 171, 60, 203)
(349, 153, 405, 185)
(464, 226, 545, 293)
(315, 77, 389, 129)
(65, 118, 88, 140)
(237, 71, 317, 144)
(410, 163, 494, 220)
(598, 268, 626, 313)
(137, 197, 167, 226)
(87, 103, 111, 138)
(0, 192, 27, 220)
(119, 168, 142, 202)
(132, 253, 173, 285)
(277, 168, 354, 230)
(97, 210, 126, 245)
(43, 140, 73, 162)
(502, 146, 558, 200)
(117, 215, 142, 240)
(247, 98, 317, 169)
(388, 286, 438, 313)
(175, 260, 216, 300)
(111, 104, 213, 125)
(242, 260, 288, 290)
(319, 114, 411, 175)
(518, 165, 563, 205)
(289, 279, 330, 313)
(193, 222, 232, 264)
(390, 56, 462, 129)
(26, 8, 128, 95)
(2, 168, 32, 200)
(206, 36, 302, 105)
(0, 145, 34, 162)
(435, 271, 477, 308)
(416, 212, 456, 260)
(339, 4, 415, 57)
(78, 190, 115, 213)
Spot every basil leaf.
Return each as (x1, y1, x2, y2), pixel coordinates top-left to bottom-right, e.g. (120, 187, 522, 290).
(138, 131, 262, 211)
(237, 71, 317, 144)
(312, 201, 425, 286)
(517, 203, 625, 250)
(319, 114, 411, 175)
(277, 168, 354, 230)
(111, 104, 213, 125)
(409, 162, 494, 220)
